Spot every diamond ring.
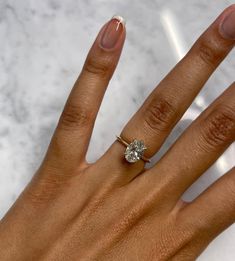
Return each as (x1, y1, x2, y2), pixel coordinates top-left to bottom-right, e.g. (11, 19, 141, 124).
(116, 135, 151, 163)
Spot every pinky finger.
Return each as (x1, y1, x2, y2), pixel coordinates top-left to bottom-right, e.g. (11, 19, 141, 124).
(179, 166, 235, 242)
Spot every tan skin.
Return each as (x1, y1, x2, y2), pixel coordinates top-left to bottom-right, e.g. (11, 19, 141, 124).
(0, 5, 235, 261)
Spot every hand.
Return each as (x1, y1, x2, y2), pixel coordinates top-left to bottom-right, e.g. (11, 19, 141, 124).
(0, 6, 235, 261)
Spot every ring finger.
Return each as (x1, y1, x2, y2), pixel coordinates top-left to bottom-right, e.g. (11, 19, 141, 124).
(98, 4, 235, 182)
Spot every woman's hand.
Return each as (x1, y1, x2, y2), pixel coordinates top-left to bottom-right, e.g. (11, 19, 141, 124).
(0, 6, 235, 261)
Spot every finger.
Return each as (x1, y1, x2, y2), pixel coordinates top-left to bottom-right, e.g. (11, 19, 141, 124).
(179, 167, 235, 244)
(145, 82, 235, 203)
(98, 4, 235, 180)
(45, 16, 126, 170)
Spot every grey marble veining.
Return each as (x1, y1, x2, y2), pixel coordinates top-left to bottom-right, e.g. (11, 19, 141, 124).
(0, 0, 234, 260)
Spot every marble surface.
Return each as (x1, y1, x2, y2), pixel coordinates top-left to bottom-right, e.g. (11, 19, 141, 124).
(0, 0, 234, 259)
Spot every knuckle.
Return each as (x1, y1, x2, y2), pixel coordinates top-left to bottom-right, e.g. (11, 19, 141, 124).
(83, 55, 111, 78)
(26, 175, 69, 205)
(197, 37, 225, 67)
(143, 96, 177, 133)
(60, 103, 93, 130)
(179, 215, 209, 244)
(200, 106, 235, 149)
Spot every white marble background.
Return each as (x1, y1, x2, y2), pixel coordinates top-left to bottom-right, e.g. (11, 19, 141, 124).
(0, 0, 234, 259)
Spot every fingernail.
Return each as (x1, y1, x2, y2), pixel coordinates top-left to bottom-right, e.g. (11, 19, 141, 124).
(219, 9, 235, 40)
(100, 15, 125, 49)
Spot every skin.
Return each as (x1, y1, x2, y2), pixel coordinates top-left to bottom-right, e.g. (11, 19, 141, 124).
(0, 5, 235, 261)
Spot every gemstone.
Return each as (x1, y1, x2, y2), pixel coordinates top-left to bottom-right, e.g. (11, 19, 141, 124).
(124, 139, 147, 163)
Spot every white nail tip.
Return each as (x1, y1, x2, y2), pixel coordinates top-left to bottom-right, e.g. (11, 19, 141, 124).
(112, 15, 126, 26)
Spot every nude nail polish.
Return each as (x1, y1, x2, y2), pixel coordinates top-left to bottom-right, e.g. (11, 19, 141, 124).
(100, 15, 125, 49)
(219, 9, 235, 40)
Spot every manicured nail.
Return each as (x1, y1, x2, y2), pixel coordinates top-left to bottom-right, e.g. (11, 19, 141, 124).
(219, 9, 235, 40)
(100, 15, 125, 49)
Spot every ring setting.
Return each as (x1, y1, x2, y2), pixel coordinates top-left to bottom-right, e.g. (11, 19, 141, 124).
(116, 135, 151, 163)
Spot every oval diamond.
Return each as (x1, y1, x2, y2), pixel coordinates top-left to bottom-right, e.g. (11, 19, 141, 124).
(124, 139, 147, 163)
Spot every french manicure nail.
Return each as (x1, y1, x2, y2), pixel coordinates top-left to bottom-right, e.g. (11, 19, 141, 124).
(219, 9, 235, 40)
(100, 15, 125, 49)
